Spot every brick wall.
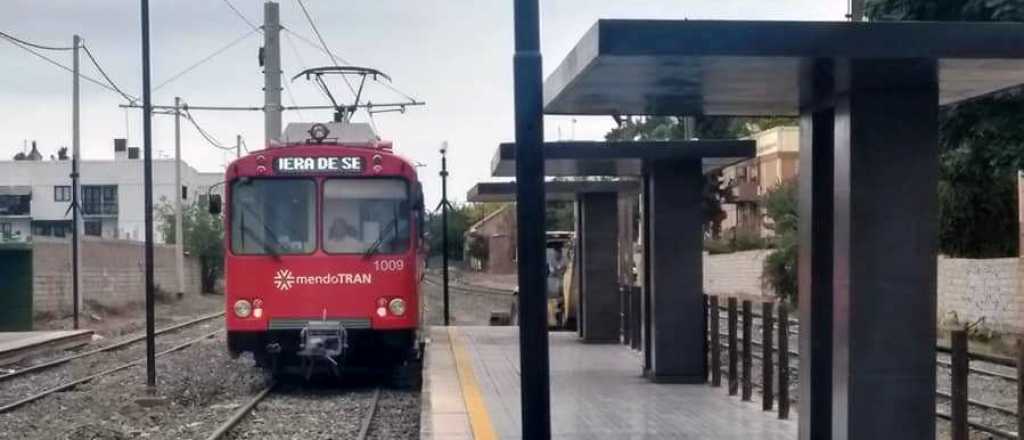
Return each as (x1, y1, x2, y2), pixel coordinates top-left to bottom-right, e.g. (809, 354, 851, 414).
(32, 237, 202, 316)
(702, 250, 1024, 335)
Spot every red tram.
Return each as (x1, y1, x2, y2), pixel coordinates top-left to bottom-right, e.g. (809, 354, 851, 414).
(215, 122, 425, 381)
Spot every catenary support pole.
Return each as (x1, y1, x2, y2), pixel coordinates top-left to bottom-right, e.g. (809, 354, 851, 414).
(236, 135, 242, 159)
(440, 142, 450, 326)
(263, 1, 282, 147)
(174, 97, 185, 298)
(513, 0, 550, 438)
(140, 0, 157, 389)
(71, 34, 81, 330)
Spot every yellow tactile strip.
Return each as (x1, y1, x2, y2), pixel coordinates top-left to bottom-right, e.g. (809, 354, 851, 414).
(449, 327, 498, 440)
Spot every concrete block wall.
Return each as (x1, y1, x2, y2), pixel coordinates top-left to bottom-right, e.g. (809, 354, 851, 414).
(703, 250, 770, 297)
(936, 256, 1023, 335)
(701, 250, 1024, 335)
(32, 237, 202, 316)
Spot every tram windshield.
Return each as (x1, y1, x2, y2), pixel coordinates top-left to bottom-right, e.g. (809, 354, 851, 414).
(323, 179, 410, 254)
(231, 179, 316, 255)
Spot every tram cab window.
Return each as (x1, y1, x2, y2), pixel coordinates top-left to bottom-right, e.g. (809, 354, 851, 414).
(323, 179, 410, 254)
(231, 179, 316, 255)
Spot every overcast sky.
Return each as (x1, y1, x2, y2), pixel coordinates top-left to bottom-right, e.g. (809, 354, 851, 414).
(0, 1, 847, 207)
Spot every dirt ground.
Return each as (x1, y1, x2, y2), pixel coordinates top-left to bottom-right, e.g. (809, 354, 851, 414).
(33, 293, 223, 339)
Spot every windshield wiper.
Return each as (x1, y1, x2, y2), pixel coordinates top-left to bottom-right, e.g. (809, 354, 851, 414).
(241, 223, 281, 260)
(363, 218, 398, 259)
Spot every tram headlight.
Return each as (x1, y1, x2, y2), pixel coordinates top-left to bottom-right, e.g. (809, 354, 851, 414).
(233, 299, 253, 318)
(388, 298, 407, 317)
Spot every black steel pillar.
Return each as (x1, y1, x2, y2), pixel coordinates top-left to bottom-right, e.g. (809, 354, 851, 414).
(640, 169, 652, 374)
(440, 145, 450, 326)
(646, 159, 705, 383)
(798, 100, 835, 438)
(577, 192, 619, 343)
(831, 59, 938, 440)
(140, 0, 157, 389)
(512, 0, 550, 438)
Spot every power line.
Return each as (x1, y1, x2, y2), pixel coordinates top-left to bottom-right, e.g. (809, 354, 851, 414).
(221, 0, 261, 32)
(153, 28, 259, 91)
(183, 108, 235, 151)
(0, 30, 73, 51)
(82, 45, 138, 103)
(0, 34, 127, 98)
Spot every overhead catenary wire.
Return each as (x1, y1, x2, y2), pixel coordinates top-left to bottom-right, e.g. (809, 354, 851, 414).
(221, 0, 261, 32)
(282, 26, 421, 105)
(294, 0, 358, 97)
(153, 27, 259, 91)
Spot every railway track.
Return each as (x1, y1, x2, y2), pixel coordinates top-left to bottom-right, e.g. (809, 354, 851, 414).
(422, 274, 514, 297)
(712, 310, 1023, 439)
(0, 328, 222, 413)
(205, 384, 384, 440)
(0, 311, 223, 384)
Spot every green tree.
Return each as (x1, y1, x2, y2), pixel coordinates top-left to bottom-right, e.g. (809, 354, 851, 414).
(867, 0, 1024, 257)
(155, 198, 224, 293)
(761, 180, 798, 303)
(427, 202, 505, 260)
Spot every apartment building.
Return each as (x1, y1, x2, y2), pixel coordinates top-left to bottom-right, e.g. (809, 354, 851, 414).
(0, 139, 223, 243)
(720, 126, 799, 236)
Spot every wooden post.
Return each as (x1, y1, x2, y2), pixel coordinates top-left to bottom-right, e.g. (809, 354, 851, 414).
(950, 329, 969, 440)
(778, 305, 790, 419)
(704, 294, 710, 382)
(710, 295, 721, 387)
(728, 297, 738, 396)
(742, 300, 752, 401)
(1017, 338, 1023, 438)
(762, 301, 775, 411)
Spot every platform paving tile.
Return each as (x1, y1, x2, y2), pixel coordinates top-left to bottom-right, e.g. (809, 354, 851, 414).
(461, 326, 797, 440)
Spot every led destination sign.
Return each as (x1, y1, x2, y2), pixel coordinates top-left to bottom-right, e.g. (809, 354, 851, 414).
(275, 156, 365, 174)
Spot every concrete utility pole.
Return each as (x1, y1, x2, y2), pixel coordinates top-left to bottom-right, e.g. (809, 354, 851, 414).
(236, 135, 242, 158)
(71, 34, 82, 330)
(263, 1, 282, 147)
(174, 97, 185, 297)
(850, 0, 865, 21)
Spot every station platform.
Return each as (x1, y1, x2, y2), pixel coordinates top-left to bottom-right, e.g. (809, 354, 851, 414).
(0, 330, 94, 366)
(420, 326, 796, 440)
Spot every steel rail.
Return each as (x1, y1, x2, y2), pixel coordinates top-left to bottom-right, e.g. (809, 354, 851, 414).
(422, 275, 513, 297)
(936, 410, 1018, 439)
(711, 336, 1022, 435)
(356, 388, 383, 440)
(715, 305, 1020, 382)
(0, 329, 222, 413)
(203, 383, 276, 440)
(0, 311, 224, 383)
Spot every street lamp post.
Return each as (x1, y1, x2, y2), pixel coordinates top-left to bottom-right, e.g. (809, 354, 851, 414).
(440, 142, 450, 326)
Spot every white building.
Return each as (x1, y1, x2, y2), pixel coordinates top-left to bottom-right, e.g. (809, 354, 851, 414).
(0, 139, 223, 243)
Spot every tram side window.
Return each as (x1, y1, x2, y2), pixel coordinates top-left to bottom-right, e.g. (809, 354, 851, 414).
(323, 179, 410, 254)
(231, 179, 316, 255)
